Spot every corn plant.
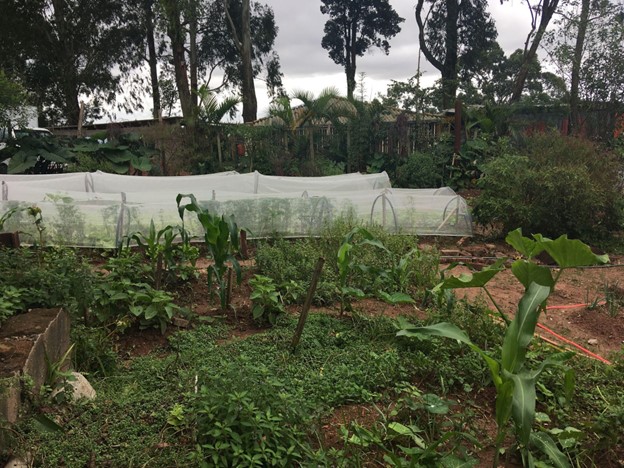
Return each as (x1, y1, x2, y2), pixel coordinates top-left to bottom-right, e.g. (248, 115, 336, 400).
(122, 221, 198, 289)
(397, 229, 608, 467)
(176, 194, 241, 311)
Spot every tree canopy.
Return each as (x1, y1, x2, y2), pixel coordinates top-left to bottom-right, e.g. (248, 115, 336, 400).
(415, 0, 497, 109)
(320, 0, 404, 99)
(0, 0, 143, 125)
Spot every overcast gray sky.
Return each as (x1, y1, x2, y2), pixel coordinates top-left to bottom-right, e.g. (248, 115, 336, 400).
(248, 0, 534, 117)
(114, 0, 536, 122)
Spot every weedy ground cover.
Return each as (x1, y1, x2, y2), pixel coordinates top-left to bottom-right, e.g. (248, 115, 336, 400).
(1, 222, 623, 466)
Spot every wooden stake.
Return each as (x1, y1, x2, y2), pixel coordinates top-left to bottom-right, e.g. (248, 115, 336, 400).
(240, 230, 249, 259)
(291, 257, 324, 351)
(226, 267, 233, 311)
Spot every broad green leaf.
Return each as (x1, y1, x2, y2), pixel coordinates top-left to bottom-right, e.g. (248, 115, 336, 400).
(33, 414, 64, 433)
(423, 393, 449, 414)
(506, 370, 537, 447)
(511, 260, 554, 291)
(252, 305, 264, 319)
(110, 163, 129, 174)
(104, 150, 133, 163)
(131, 155, 152, 172)
(437, 258, 506, 290)
(397, 321, 472, 345)
(144, 305, 158, 320)
(378, 291, 415, 304)
(38, 149, 68, 163)
(342, 286, 365, 299)
(495, 380, 514, 431)
(539, 235, 609, 268)
(337, 242, 352, 265)
(397, 321, 503, 388)
(502, 283, 551, 373)
(530, 432, 571, 468)
(506, 229, 544, 258)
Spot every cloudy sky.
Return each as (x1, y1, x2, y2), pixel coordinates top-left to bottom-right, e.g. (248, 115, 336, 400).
(257, 0, 532, 111)
(118, 0, 537, 122)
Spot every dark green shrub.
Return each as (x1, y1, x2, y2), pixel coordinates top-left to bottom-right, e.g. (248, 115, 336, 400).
(395, 151, 444, 188)
(474, 133, 624, 240)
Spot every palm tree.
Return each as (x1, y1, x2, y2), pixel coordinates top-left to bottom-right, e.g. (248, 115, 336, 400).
(268, 95, 299, 153)
(291, 87, 354, 161)
(196, 85, 240, 165)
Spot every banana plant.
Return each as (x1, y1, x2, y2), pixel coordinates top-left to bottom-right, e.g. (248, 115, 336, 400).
(398, 229, 608, 467)
(176, 194, 241, 311)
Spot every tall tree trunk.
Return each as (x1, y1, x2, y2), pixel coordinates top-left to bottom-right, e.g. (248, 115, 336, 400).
(189, 2, 198, 111)
(346, 19, 357, 100)
(570, 0, 590, 135)
(162, 0, 192, 119)
(510, 0, 559, 103)
(415, 0, 459, 110)
(240, 0, 257, 122)
(225, 0, 257, 122)
(441, 0, 459, 109)
(52, 0, 80, 124)
(145, 0, 161, 119)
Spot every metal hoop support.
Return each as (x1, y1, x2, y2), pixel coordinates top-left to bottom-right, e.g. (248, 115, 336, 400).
(370, 191, 399, 232)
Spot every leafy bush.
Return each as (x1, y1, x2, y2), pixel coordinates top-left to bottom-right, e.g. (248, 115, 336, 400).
(0, 285, 28, 324)
(190, 377, 318, 467)
(255, 237, 339, 305)
(256, 221, 439, 307)
(474, 133, 624, 240)
(249, 274, 285, 325)
(0, 247, 95, 320)
(395, 151, 444, 188)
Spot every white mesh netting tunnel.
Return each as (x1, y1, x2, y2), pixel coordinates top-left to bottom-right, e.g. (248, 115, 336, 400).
(0, 171, 472, 247)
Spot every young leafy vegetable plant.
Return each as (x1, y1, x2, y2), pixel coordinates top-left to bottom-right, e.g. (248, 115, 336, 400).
(176, 194, 241, 311)
(249, 274, 285, 325)
(398, 229, 608, 467)
(337, 227, 388, 314)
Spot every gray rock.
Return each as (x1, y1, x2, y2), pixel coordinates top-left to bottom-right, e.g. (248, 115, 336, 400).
(587, 338, 599, 346)
(51, 372, 96, 401)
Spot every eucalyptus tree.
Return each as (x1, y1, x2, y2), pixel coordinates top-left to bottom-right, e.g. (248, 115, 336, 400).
(160, 0, 198, 121)
(200, 0, 283, 122)
(502, 0, 561, 103)
(0, 0, 144, 125)
(320, 0, 404, 100)
(415, 0, 498, 109)
(544, 0, 624, 132)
